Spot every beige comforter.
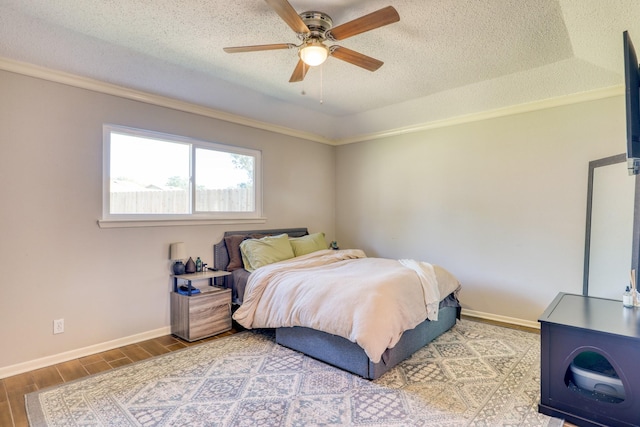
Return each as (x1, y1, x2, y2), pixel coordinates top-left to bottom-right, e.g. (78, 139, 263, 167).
(233, 249, 461, 363)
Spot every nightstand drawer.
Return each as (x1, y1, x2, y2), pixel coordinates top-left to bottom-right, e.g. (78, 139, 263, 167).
(189, 295, 232, 339)
(189, 289, 231, 311)
(170, 287, 232, 341)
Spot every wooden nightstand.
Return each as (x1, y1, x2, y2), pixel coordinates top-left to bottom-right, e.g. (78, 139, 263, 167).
(170, 271, 232, 342)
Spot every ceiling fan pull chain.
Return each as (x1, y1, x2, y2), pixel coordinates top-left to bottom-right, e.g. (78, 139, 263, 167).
(301, 63, 307, 95)
(320, 65, 324, 105)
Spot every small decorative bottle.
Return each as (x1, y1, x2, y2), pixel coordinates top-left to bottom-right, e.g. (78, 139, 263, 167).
(195, 257, 202, 272)
(623, 286, 634, 307)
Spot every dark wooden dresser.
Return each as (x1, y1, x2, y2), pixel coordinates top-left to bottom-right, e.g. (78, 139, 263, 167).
(539, 292, 640, 426)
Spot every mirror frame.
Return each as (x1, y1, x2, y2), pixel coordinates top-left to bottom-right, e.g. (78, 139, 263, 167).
(583, 153, 640, 295)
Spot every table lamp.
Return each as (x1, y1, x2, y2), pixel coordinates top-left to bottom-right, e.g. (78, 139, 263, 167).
(170, 242, 187, 275)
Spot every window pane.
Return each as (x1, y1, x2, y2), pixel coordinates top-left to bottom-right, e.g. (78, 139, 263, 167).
(103, 125, 262, 223)
(195, 148, 255, 212)
(110, 133, 190, 214)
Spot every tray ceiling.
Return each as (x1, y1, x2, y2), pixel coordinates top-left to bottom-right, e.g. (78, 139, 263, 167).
(1, 0, 639, 142)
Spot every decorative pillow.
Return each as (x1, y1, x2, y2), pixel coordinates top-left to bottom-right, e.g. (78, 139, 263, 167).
(224, 234, 249, 271)
(240, 233, 295, 272)
(289, 232, 328, 256)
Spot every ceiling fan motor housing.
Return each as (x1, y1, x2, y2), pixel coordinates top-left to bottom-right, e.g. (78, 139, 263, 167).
(298, 11, 333, 40)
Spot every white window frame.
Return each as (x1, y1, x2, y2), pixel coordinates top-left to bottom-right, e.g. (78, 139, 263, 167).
(98, 124, 264, 228)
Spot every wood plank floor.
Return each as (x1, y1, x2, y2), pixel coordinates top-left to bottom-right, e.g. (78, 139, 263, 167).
(0, 318, 574, 427)
(0, 330, 237, 427)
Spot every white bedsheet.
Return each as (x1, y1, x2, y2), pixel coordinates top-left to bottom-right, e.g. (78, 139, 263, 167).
(233, 249, 460, 363)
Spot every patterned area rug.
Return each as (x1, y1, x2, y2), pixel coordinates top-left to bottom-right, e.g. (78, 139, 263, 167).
(26, 320, 563, 426)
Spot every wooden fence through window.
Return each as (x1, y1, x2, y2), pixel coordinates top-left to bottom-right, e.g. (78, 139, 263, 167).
(110, 188, 253, 213)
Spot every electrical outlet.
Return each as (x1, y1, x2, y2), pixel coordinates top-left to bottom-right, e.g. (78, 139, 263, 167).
(53, 318, 64, 334)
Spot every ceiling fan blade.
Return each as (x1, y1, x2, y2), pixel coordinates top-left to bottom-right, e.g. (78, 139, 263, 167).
(265, 0, 309, 34)
(223, 43, 295, 53)
(330, 46, 383, 72)
(328, 6, 400, 41)
(289, 59, 309, 82)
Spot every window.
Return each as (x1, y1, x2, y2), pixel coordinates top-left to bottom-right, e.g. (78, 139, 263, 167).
(100, 125, 262, 227)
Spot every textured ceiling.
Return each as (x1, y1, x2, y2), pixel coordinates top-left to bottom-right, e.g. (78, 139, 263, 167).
(1, 0, 639, 142)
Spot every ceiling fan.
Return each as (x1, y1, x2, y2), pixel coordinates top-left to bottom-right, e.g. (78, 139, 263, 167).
(223, 0, 400, 82)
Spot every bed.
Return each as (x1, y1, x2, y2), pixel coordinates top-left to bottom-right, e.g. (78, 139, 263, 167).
(213, 227, 461, 379)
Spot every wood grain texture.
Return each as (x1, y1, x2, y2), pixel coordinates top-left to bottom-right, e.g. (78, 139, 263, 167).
(171, 288, 232, 341)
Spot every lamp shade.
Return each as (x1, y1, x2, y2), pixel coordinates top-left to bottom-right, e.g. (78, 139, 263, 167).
(170, 242, 186, 261)
(299, 42, 329, 67)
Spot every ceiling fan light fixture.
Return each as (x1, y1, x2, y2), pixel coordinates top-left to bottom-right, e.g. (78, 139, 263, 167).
(299, 41, 329, 66)
(223, 2, 400, 82)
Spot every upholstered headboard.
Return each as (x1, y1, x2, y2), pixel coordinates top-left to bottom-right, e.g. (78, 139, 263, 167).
(212, 228, 308, 288)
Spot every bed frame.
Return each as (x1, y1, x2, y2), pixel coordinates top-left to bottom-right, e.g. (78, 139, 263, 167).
(213, 228, 459, 379)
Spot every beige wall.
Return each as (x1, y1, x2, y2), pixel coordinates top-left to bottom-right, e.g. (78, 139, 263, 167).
(0, 70, 335, 371)
(0, 65, 628, 374)
(336, 96, 626, 322)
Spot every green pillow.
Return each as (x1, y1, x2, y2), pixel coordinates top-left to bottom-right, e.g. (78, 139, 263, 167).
(240, 234, 295, 272)
(289, 232, 328, 257)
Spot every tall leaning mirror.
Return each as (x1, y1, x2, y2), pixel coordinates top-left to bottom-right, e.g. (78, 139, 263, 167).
(583, 153, 640, 298)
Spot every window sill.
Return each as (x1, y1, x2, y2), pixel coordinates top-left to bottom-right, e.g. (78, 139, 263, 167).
(97, 217, 267, 229)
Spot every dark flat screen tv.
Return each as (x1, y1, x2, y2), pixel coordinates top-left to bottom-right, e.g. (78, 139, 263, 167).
(624, 31, 640, 175)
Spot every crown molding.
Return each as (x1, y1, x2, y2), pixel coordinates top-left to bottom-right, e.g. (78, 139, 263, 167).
(0, 56, 622, 147)
(334, 85, 624, 145)
(0, 56, 332, 145)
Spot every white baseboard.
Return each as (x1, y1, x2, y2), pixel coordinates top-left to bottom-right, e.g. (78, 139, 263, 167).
(0, 326, 171, 379)
(1, 311, 538, 379)
(461, 308, 540, 330)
